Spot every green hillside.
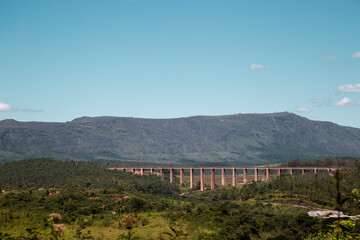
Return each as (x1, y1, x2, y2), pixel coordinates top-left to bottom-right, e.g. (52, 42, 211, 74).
(1, 112, 360, 165)
(0, 158, 179, 195)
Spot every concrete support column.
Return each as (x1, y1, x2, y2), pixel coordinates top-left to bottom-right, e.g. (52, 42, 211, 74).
(180, 169, 184, 185)
(254, 168, 258, 181)
(289, 169, 293, 175)
(302, 169, 305, 175)
(278, 168, 281, 177)
(140, 168, 144, 176)
(221, 168, 226, 186)
(266, 168, 270, 181)
(150, 169, 154, 174)
(170, 169, 174, 183)
(232, 168, 237, 186)
(132, 168, 135, 174)
(160, 168, 164, 181)
(243, 168, 248, 184)
(200, 168, 205, 191)
(314, 168, 317, 174)
(211, 169, 215, 190)
(190, 168, 194, 188)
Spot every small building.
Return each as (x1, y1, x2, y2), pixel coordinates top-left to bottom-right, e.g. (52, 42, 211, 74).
(308, 210, 360, 220)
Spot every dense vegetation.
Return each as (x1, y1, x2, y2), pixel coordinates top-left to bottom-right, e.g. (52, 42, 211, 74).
(0, 158, 179, 195)
(282, 157, 360, 168)
(1, 112, 360, 165)
(1, 158, 360, 239)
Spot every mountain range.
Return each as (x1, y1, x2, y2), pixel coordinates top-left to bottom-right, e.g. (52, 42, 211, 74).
(1, 112, 360, 165)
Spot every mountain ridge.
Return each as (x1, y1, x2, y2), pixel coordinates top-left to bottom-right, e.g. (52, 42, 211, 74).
(1, 112, 360, 165)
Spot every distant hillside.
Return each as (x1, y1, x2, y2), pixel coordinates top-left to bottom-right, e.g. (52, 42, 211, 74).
(1, 112, 360, 165)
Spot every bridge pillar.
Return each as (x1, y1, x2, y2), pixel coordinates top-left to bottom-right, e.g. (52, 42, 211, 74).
(289, 168, 293, 175)
(302, 169, 305, 175)
(232, 168, 237, 186)
(141, 168, 144, 176)
(254, 168, 258, 181)
(132, 168, 135, 174)
(170, 169, 174, 183)
(180, 169, 184, 185)
(314, 168, 317, 173)
(221, 168, 226, 186)
(243, 168, 248, 184)
(211, 168, 215, 190)
(278, 168, 281, 177)
(160, 169, 164, 181)
(150, 168, 154, 174)
(200, 168, 205, 191)
(190, 168, 194, 188)
(266, 168, 270, 181)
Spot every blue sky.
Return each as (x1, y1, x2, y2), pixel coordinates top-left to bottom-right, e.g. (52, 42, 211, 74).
(1, 0, 360, 127)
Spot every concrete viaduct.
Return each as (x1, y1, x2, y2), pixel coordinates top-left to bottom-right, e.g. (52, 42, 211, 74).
(108, 166, 336, 191)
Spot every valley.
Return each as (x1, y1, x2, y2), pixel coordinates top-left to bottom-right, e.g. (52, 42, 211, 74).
(1, 158, 360, 239)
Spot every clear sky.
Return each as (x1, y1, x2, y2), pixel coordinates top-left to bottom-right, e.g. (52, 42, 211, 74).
(1, 0, 360, 127)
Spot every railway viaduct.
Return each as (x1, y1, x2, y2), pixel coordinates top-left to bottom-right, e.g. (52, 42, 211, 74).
(109, 166, 336, 191)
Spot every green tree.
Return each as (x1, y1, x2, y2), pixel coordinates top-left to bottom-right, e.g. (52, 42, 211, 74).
(162, 227, 188, 240)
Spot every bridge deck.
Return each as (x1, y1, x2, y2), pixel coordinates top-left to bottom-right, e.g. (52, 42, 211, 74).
(108, 166, 335, 170)
(108, 166, 337, 191)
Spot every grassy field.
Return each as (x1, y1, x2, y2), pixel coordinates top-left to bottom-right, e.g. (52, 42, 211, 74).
(0, 209, 183, 240)
(66, 212, 173, 240)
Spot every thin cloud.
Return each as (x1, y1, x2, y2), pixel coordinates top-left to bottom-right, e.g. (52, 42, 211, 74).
(320, 56, 337, 61)
(338, 83, 360, 93)
(311, 98, 333, 107)
(334, 97, 360, 107)
(296, 107, 311, 113)
(22, 108, 44, 112)
(0, 102, 43, 112)
(250, 64, 263, 70)
(0, 102, 12, 111)
(352, 51, 360, 58)
(334, 97, 351, 106)
(311, 98, 319, 104)
(250, 64, 271, 70)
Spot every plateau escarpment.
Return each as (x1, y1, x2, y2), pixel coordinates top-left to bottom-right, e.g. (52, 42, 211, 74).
(1, 112, 360, 165)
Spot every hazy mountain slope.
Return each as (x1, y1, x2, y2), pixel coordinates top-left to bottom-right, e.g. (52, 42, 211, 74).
(1, 112, 360, 165)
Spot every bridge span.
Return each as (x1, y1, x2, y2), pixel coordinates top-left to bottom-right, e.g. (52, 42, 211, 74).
(108, 166, 336, 191)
